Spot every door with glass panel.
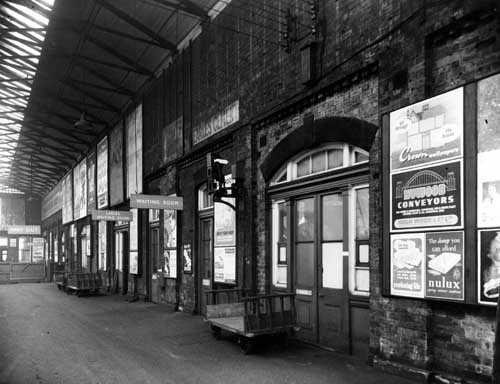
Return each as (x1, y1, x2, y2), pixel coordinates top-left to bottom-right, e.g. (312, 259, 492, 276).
(318, 193, 349, 350)
(293, 193, 349, 350)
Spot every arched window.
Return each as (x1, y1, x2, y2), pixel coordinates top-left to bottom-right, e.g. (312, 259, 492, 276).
(270, 143, 369, 185)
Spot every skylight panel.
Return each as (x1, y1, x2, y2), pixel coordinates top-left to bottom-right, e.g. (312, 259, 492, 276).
(0, 0, 54, 190)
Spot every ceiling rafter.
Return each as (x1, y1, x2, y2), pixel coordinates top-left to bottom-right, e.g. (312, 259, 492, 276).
(95, 0, 177, 52)
(61, 77, 121, 114)
(144, 0, 208, 19)
(84, 32, 154, 77)
(66, 77, 133, 96)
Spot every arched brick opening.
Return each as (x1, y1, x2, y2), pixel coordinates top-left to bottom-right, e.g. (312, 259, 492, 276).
(260, 116, 378, 182)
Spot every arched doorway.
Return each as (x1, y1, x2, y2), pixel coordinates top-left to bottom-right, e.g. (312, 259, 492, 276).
(261, 117, 377, 359)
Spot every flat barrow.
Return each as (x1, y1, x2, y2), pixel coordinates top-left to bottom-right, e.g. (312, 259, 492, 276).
(205, 289, 297, 354)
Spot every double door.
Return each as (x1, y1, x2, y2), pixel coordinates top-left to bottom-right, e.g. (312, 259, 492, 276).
(292, 192, 349, 351)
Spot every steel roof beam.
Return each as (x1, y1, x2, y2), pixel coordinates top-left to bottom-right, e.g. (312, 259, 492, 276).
(144, 0, 207, 19)
(85, 32, 154, 77)
(95, 0, 177, 51)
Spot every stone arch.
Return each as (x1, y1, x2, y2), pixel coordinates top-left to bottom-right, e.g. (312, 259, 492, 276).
(260, 116, 378, 182)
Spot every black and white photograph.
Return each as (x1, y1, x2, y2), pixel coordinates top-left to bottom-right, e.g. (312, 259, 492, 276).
(1, 1, 500, 383)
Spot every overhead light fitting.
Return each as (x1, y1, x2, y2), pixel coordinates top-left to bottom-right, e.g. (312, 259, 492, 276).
(74, 112, 91, 129)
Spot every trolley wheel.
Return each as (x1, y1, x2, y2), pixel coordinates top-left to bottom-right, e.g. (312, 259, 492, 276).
(239, 336, 254, 355)
(211, 325, 222, 340)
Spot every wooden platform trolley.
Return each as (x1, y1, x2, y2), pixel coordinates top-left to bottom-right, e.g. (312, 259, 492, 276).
(205, 289, 297, 354)
(55, 272, 105, 296)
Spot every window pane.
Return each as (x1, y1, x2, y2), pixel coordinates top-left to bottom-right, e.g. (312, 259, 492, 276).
(322, 194, 343, 241)
(328, 149, 343, 169)
(322, 242, 343, 289)
(296, 243, 314, 287)
(359, 244, 369, 264)
(277, 265, 287, 284)
(296, 157, 310, 177)
(277, 171, 287, 183)
(278, 203, 288, 243)
(296, 198, 314, 241)
(355, 151, 369, 163)
(312, 152, 326, 173)
(355, 268, 370, 292)
(356, 188, 369, 239)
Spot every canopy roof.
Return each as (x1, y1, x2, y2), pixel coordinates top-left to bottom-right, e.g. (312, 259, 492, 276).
(0, 0, 218, 198)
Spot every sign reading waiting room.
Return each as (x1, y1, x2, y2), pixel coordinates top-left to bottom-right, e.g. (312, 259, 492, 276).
(130, 194, 183, 210)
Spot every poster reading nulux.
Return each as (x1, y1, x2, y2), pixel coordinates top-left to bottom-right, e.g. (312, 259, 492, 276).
(391, 161, 462, 231)
(391, 234, 425, 298)
(425, 231, 464, 300)
(389, 87, 463, 171)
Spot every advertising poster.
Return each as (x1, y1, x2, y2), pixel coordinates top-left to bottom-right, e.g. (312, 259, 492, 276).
(477, 74, 500, 227)
(214, 247, 236, 284)
(98, 221, 107, 271)
(391, 160, 462, 231)
(164, 249, 176, 278)
(425, 231, 464, 300)
(129, 209, 138, 274)
(41, 180, 62, 221)
(32, 237, 44, 262)
(87, 152, 96, 212)
(183, 244, 192, 273)
(109, 123, 124, 206)
(126, 105, 143, 198)
(391, 233, 425, 298)
(389, 87, 463, 171)
(164, 210, 177, 248)
(97, 137, 108, 209)
(214, 198, 236, 247)
(478, 229, 500, 305)
(73, 160, 87, 220)
(163, 117, 183, 163)
(62, 171, 73, 224)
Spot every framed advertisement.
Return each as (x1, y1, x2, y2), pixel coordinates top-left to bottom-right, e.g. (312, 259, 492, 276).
(109, 122, 124, 206)
(62, 171, 73, 225)
(389, 87, 463, 171)
(478, 229, 500, 305)
(126, 104, 143, 198)
(87, 152, 96, 212)
(183, 244, 192, 274)
(390, 160, 462, 231)
(129, 209, 138, 274)
(97, 137, 108, 209)
(214, 247, 236, 284)
(214, 198, 236, 247)
(73, 159, 87, 220)
(390, 233, 425, 298)
(425, 231, 464, 300)
(477, 73, 500, 228)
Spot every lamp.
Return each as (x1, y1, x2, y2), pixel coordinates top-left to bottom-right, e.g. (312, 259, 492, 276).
(74, 111, 91, 129)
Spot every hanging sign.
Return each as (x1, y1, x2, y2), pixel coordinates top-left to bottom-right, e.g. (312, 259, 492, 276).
(391, 160, 462, 231)
(91, 210, 132, 221)
(7, 225, 41, 235)
(130, 194, 183, 210)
